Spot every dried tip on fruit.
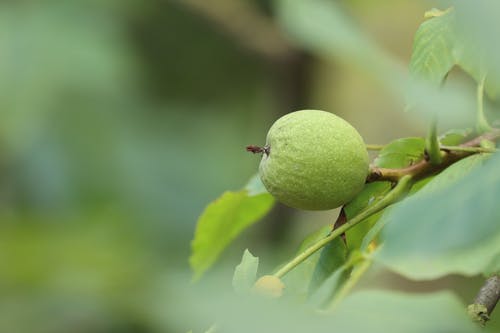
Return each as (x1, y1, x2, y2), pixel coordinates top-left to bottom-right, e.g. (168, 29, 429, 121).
(246, 145, 270, 155)
(246, 145, 264, 154)
(252, 275, 285, 298)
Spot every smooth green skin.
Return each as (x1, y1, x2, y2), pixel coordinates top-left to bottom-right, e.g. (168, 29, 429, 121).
(259, 110, 369, 210)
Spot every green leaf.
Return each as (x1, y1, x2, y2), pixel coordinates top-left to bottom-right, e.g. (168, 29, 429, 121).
(438, 128, 472, 146)
(232, 249, 259, 295)
(374, 137, 426, 168)
(485, 252, 500, 276)
(407, 175, 435, 195)
(452, 2, 500, 99)
(414, 154, 488, 195)
(308, 250, 364, 308)
(346, 212, 382, 251)
(174, 282, 483, 333)
(360, 210, 391, 251)
(375, 153, 500, 279)
(308, 261, 351, 308)
(344, 182, 391, 250)
(308, 237, 347, 294)
(343, 138, 420, 252)
(409, 8, 457, 85)
(190, 189, 274, 280)
(362, 154, 487, 252)
(409, 4, 500, 100)
(344, 182, 392, 218)
(332, 290, 481, 333)
(281, 225, 331, 300)
(344, 137, 427, 253)
(350, 211, 385, 251)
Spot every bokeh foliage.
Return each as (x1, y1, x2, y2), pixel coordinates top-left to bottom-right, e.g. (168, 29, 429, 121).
(1, 0, 500, 332)
(0, 0, 273, 331)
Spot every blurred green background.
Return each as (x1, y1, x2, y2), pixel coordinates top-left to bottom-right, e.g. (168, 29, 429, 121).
(4, 0, 487, 332)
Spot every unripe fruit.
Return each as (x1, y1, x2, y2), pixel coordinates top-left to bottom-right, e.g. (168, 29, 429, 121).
(252, 275, 285, 298)
(253, 110, 369, 210)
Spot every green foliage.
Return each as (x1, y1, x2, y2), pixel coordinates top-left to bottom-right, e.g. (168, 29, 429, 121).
(346, 211, 384, 251)
(374, 137, 426, 168)
(232, 249, 259, 295)
(0, 215, 158, 333)
(408, 6, 500, 99)
(308, 237, 347, 295)
(190, 178, 274, 280)
(343, 138, 425, 251)
(409, 8, 456, 86)
(333, 290, 481, 333)
(6, 0, 500, 331)
(439, 128, 472, 145)
(345, 182, 392, 219)
(172, 283, 483, 333)
(344, 183, 390, 249)
(188, 1, 500, 331)
(307, 252, 356, 308)
(376, 153, 499, 279)
(281, 225, 332, 300)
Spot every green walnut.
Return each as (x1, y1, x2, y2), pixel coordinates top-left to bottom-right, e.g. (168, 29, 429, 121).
(249, 110, 369, 210)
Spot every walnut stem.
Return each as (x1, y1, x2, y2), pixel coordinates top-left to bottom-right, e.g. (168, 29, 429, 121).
(367, 129, 500, 183)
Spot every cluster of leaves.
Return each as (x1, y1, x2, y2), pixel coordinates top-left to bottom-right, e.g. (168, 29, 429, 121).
(187, 1, 500, 332)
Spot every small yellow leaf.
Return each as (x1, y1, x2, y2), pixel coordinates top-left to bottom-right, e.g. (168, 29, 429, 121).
(424, 7, 453, 19)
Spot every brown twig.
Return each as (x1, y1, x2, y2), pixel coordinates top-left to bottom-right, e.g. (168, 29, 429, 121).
(461, 128, 500, 147)
(367, 129, 500, 183)
(468, 275, 500, 326)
